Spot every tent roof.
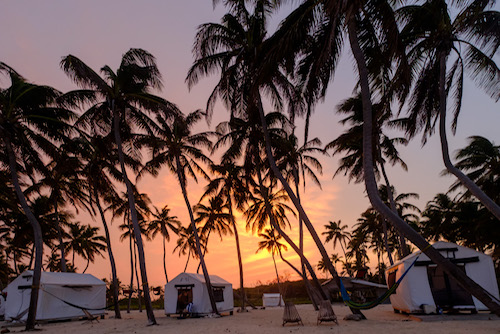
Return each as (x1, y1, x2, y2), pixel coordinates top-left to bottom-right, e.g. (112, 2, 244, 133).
(20, 271, 105, 286)
(388, 241, 487, 269)
(180, 273, 231, 285)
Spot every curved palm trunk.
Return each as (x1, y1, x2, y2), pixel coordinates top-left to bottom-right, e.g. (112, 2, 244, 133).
(134, 241, 143, 312)
(93, 188, 121, 318)
(161, 224, 168, 283)
(380, 164, 408, 259)
(437, 54, 500, 221)
(6, 136, 43, 330)
(175, 157, 219, 315)
(113, 109, 156, 325)
(127, 224, 134, 314)
(53, 199, 67, 272)
(228, 200, 246, 312)
(254, 97, 363, 316)
(348, 19, 500, 316)
(83, 258, 90, 273)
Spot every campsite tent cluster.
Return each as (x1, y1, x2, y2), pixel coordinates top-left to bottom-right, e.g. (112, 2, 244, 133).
(0, 242, 498, 323)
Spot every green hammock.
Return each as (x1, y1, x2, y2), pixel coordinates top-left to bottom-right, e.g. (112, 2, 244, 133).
(339, 256, 419, 310)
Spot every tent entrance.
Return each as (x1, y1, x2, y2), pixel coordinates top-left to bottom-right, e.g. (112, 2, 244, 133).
(175, 285, 193, 313)
(427, 264, 474, 310)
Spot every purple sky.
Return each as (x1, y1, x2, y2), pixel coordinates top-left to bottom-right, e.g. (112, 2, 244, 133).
(1, 1, 499, 288)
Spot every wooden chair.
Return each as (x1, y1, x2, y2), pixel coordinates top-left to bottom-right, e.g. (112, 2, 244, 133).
(82, 309, 99, 323)
(282, 301, 303, 326)
(317, 300, 338, 325)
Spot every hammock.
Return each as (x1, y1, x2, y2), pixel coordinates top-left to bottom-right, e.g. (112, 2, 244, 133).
(339, 256, 419, 310)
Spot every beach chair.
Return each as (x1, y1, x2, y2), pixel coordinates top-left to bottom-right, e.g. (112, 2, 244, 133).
(317, 300, 338, 325)
(282, 301, 303, 326)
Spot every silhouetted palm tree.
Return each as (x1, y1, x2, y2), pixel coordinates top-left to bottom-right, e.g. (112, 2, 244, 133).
(148, 205, 180, 283)
(0, 63, 75, 329)
(322, 220, 351, 275)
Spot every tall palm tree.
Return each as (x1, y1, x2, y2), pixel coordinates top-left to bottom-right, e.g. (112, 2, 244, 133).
(148, 205, 180, 283)
(201, 161, 249, 311)
(322, 221, 351, 275)
(0, 63, 75, 329)
(256, 228, 287, 304)
(61, 49, 175, 324)
(275, 0, 500, 314)
(142, 110, 219, 314)
(399, 0, 500, 220)
(194, 195, 232, 273)
(76, 133, 127, 319)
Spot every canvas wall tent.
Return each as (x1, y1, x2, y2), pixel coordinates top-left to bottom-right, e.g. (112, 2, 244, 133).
(164, 273, 233, 316)
(385, 241, 500, 314)
(4, 271, 106, 321)
(262, 293, 284, 307)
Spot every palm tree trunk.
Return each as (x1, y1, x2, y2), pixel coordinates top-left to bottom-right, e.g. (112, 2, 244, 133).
(228, 200, 246, 312)
(197, 229, 212, 274)
(294, 174, 319, 310)
(175, 157, 219, 315)
(271, 253, 283, 306)
(348, 18, 500, 316)
(93, 187, 121, 318)
(184, 249, 191, 273)
(253, 95, 361, 315)
(162, 234, 168, 283)
(437, 53, 500, 221)
(380, 163, 408, 258)
(113, 107, 156, 325)
(53, 199, 67, 272)
(5, 136, 43, 330)
(127, 227, 134, 314)
(134, 241, 142, 312)
(83, 258, 90, 273)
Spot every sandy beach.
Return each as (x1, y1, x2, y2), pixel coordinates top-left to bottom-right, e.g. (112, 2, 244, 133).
(2, 304, 498, 334)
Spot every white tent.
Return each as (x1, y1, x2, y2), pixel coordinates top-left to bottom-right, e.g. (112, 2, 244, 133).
(4, 271, 106, 321)
(385, 241, 499, 314)
(262, 293, 284, 307)
(164, 273, 233, 316)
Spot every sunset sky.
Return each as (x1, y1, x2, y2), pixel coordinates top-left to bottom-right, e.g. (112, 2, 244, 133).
(1, 1, 499, 289)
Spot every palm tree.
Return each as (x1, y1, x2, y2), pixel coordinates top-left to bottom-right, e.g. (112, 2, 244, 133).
(61, 48, 177, 324)
(399, 0, 500, 220)
(0, 63, 75, 329)
(448, 136, 500, 203)
(194, 196, 232, 273)
(66, 223, 106, 273)
(142, 110, 219, 314)
(275, 0, 500, 314)
(76, 133, 126, 318)
(201, 161, 249, 311)
(173, 225, 206, 273)
(148, 205, 180, 283)
(256, 228, 287, 304)
(322, 221, 351, 275)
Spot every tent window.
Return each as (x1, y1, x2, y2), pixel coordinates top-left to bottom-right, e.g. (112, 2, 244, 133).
(213, 287, 224, 302)
(387, 270, 397, 294)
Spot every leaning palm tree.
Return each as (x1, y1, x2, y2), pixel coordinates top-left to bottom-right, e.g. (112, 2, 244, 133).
(142, 110, 219, 314)
(148, 205, 180, 283)
(61, 49, 177, 324)
(0, 63, 75, 329)
(274, 0, 500, 314)
(399, 0, 500, 221)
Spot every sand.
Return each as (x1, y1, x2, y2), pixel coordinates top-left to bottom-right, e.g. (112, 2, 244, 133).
(2, 304, 498, 334)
